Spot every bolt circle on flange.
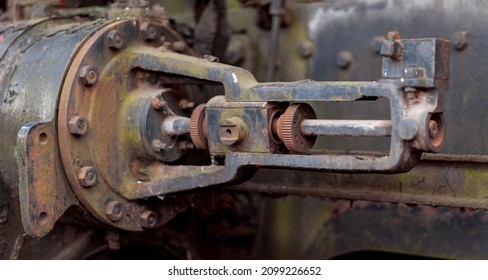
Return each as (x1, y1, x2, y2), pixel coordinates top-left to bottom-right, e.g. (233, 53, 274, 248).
(189, 104, 208, 149)
(106, 30, 124, 49)
(278, 103, 317, 153)
(106, 201, 125, 222)
(139, 210, 158, 229)
(79, 65, 98, 86)
(68, 116, 88, 136)
(143, 25, 157, 41)
(58, 19, 199, 232)
(78, 166, 98, 187)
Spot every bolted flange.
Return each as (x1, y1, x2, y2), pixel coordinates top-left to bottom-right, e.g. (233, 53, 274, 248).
(106, 30, 124, 49)
(68, 116, 89, 136)
(78, 166, 98, 187)
(106, 201, 125, 222)
(139, 210, 158, 229)
(78, 65, 98, 86)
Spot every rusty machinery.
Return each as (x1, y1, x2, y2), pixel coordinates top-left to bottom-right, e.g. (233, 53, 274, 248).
(0, 1, 453, 258)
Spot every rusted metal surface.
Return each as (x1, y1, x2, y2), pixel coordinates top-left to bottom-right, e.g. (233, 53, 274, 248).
(253, 197, 488, 259)
(16, 122, 78, 237)
(0, 18, 104, 247)
(235, 154, 488, 210)
(278, 103, 317, 153)
(301, 119, 392, 137)
(0, 0, 480, 260)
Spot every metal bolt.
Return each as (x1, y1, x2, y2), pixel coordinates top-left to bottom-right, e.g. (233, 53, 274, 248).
(151, 97, 166, 110)
(69, 116, 89, 136)
(370, 36, 385, 54)
(78, 166, 98, 187)
(386, 31, 401, 40)
(106, 30, 124, 49)
(397, 119, 419, 141)
(179, 99, 195, 110)
(428, 120, 439, 138)
(336, 51, 353, 69)
(298, 41, 314, 59)
(139, 210, 158, 229)
(172, 41, 186, 53)
(219, 117, 247, 146)
(143, 25, 157, 41)
(178, 141, 195, 150)
(106, 201, 125, 222)
(452, 31, 468, 51)
(152, 139, 167, 151)
(380, 32, 403, 60)
(79, 65, 98, 86)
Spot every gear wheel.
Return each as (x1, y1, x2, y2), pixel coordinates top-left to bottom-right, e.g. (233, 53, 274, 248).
(190, 103, 208, 149)
(278, 103, 317, 153)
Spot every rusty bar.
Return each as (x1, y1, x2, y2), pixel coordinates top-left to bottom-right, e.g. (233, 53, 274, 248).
(232, 154, 488, 210)
(301, 119, 392, 137)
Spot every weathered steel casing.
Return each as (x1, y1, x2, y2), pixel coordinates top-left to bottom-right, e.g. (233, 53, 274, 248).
(0, 18, 106, 257)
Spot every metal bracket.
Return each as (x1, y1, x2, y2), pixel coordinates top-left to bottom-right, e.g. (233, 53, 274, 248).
(16, 122, 78, 237)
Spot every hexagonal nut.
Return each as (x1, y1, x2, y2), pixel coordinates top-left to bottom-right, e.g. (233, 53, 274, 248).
(143, 25, 157, 41)
(106, 201, 125, 222)
(78, 166, 98, 187)
(78, 65, 98, 86)
(380, 40, 403, 59)
(106, 30, 124, 50)
(68, 116, 89, 136)
(139, 210, 158, 229)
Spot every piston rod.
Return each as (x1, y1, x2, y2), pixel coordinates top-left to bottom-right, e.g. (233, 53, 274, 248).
(300, 119, 392, 137)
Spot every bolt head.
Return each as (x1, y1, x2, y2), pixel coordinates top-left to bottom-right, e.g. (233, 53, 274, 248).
(151, 97, 166, 110)
(370, 36, 386, 54)
(79, 65, 98, 86)
(386, 31, 401, 40)
(452, 31, 468, 51)
(78, 166, 98, 187)
(106, 201, 125, 222)
(380, 40, 403, 59)
(298, 41, 314, 59)
(152, 139, 167, 151)
(69, 116, 88, 136)
(139, 210, 158, 228)
(336, 51, 353, 69)
(179, 99, 195, 110)
(143, 25, 157, 41)
(107, 30, 124, 49)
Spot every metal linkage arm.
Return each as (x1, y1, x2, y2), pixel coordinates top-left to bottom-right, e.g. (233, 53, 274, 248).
(121, 32, 450, 198)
